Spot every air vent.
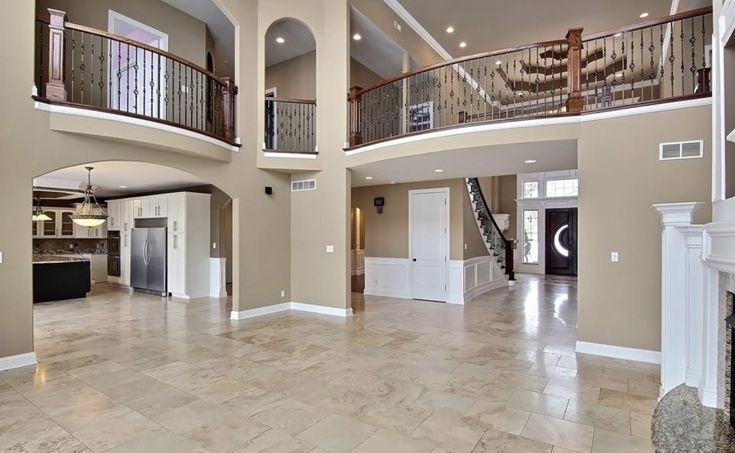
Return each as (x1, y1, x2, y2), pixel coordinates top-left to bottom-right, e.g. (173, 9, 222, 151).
(659, 140, 703, 160)
(291, 179, 317, 192)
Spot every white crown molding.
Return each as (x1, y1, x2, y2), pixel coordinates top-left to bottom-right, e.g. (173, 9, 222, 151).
(230, 302, 353, 320)
(654, 202, 705, 226)
(382, 0, 452, 60)
(575, 341, 661, 364)
(0, 352, 38, 372)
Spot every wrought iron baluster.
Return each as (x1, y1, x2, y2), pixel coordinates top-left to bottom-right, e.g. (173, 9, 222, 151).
(690, 17, 697, 93)
(126, 43, 130, 112)
(71, 30, 75, 102)
(650, 26, 656, 101)
(80, 32, 85, 104)
(98, 35, 104, 106)
(639, 28, 644, 99)
(680, 20, 685, 96)
(133, 45, 138, 114)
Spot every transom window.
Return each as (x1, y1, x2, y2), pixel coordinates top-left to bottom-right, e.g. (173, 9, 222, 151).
(546, 178, 578, 198)
(523, 181, 539, 199)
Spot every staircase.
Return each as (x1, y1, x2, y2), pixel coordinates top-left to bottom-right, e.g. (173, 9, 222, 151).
(466, 178, 515, 281)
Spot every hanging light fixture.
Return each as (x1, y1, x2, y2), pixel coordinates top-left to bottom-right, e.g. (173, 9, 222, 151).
(71, 167, 107, 228)
(32, 196, 51, 222)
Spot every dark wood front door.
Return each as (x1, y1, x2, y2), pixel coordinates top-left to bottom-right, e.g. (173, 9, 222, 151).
(545, 208, 577, 276)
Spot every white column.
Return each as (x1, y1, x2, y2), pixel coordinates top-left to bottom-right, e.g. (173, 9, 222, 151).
(700, 264, 721, 408)
(654, 202, 703, 397)
(680, 226, 705, 388)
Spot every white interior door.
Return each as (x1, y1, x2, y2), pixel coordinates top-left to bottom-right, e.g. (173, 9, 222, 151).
(410, 188, 449, 301)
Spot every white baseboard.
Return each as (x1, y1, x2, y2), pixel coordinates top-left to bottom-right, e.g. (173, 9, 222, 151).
(0, 352, 38, 372)
(230, 302, 353, 320)
(698, 385, 719, 408)
(575, 341, 661, 364)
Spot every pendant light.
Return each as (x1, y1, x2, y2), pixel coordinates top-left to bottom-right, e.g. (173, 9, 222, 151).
(32, 196, 51, 222)
(71, 167, 107, 228)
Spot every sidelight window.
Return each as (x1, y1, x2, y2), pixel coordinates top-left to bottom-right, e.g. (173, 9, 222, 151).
(522, 210, 539, 264)
(522, 181, 539, 199)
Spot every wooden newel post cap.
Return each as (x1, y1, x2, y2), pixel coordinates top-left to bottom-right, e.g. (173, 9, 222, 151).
(565, 28, 584, 47)
(348, 86, 363, 101)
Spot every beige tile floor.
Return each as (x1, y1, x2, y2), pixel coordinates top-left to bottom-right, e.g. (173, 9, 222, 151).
(0, 274, 659, 452)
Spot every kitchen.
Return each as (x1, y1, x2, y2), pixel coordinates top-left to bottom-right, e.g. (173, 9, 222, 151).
(32, 162, 231, 304)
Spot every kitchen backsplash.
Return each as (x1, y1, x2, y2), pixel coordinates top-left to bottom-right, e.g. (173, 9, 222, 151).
(33, 239, 107, 255)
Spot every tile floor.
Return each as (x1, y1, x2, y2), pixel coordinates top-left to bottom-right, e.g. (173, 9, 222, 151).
(0, 275, 660, 452)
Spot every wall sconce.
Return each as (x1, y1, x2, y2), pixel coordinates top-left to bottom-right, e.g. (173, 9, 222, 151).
(264, 186, 273, 195)
(374, 197, 384, 214)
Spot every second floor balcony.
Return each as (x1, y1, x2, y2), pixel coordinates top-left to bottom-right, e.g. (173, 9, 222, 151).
(34, 9, 238, 148)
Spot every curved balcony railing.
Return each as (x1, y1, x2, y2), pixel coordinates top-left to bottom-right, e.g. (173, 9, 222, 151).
(347, 7, 712, 149)
(264, 97, 317, 154)
(34, 9, 238, 146)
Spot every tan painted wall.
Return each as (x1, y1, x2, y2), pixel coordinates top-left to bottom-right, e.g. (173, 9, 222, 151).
(352, 179, 486, 261)
(463, 186, 490, 260)
(36, 0, 208, 67)
(0, 0, 293, 359)
(265, 51, 317, 99)
(578, 107, 711, 352)
(350, 58, 383, 89)
(478, 175, 518, 241)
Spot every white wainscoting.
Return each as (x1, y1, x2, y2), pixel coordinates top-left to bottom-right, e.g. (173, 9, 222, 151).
(230, 302, 353, 320)
(210, 258, 227, 298)
(365, 256, 507, 303)
(364, 257, 412, 299)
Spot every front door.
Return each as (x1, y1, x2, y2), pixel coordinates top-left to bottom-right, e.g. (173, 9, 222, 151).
(410, 189, 448, 301)
(545, 208, 577, 276)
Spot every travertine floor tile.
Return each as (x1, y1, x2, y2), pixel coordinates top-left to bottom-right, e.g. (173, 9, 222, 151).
(591, 428, 653, 453)
(521, 413, 594, 452)
(297, 413, 377, 453)
(507, 390, 569, 419)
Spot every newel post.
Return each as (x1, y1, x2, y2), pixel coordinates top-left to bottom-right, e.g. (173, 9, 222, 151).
(222, 77, 237, 143)
(348, 86, 363, 147)
(565, 28, 584, 113)
(46, 9, 67, 101)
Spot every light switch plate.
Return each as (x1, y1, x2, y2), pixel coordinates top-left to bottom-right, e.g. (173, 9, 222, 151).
(325, 245, 335, 253)
(0, 251, 3, 263)
(611, 251, 619, 262)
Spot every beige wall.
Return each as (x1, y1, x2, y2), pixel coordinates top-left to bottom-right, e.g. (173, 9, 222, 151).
(578, 106, 711, 352)
(265, 51, 317, 100)
(37, 0, 209, 68)
(350, 58, 382, 89)
(478, 175, 517, 240)
(352, 179, 488, 261)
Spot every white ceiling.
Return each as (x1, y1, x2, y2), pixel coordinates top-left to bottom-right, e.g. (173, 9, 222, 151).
(34, 162, 206, 199)
(265, 19, 316, 68)
(350, 140, 578, 187)
(351, 6, 406, 78)
(395, 0, 678, 58)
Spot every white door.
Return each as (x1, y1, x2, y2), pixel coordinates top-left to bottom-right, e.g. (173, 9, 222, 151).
(410, 189, 449, 301)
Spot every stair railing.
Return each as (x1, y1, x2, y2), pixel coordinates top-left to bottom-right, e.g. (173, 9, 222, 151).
(467, 178, 515, 280)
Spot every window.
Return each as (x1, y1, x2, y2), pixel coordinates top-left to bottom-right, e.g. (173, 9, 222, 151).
(522, 210, 539, 264)
(523, 181, 539, 199)
(546, 179, 578, 197)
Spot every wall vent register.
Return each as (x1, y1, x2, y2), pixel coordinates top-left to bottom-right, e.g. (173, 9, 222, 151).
(291, 179, 317, 192)
(659, 140, 703, 160)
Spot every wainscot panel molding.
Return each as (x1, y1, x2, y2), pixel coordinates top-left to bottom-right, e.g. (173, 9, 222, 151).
(364, 257, 412, 299)
(0, 352, 38, 372)
(459, 256, 508, 304)
(230, 302, 353, 320)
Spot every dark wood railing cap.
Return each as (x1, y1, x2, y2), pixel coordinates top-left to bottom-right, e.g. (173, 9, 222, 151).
(264, 97, 316, 105)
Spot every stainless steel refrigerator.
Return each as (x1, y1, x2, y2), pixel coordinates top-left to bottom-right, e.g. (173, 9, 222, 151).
(131, 227, 167, 296)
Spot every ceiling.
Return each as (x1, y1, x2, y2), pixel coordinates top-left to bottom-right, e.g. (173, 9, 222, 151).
(395, 0, 681, 58)
(351, 140, 578, 187)
(265, 19, 316, 68)
(34, 162, 206, 199)
(351, 6, 407, 78)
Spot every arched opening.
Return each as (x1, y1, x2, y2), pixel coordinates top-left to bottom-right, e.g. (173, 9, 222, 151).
(264, 18, 317, 153)
(31, 160, 233, 313)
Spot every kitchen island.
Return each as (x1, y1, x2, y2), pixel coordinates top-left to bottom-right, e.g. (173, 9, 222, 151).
(33, 255, 91, 302)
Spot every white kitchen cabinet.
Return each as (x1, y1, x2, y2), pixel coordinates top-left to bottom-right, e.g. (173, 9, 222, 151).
(168, 232, 186, 296)
(150, 197, 167, 218)
(167, 193, 185, 233)
(132, 199, 145, 219)
(34, 208, 75, 238)
(107, 200, 122, 231)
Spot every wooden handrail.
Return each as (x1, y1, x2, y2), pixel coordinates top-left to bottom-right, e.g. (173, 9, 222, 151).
(264, 97, 316, 105)
(63, 21, 227, 87)
(358, 38, 569, 95)
(583, 6, 712, 41)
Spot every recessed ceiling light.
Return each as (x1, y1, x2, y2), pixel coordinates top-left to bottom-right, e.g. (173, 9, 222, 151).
(390, 180, 396, 184)
(352, 33, 362, 41)
(459, 41, 467, 48)
(446, 26, 455, 34)
(434, 169, 444, 173)
(276, 36, 285, 44)
(639, 12, 649, 18)
(119, 185, 127, 189)
(524, 160, 536, 164)
(365, 176, 373, 180)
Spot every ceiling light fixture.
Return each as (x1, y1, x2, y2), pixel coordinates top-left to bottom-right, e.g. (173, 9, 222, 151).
(32, 196, 51, 222)
(71, 167, 107, 228)
(446, 26, 454, 34)
(365, 176, 373, 180)
(459, 41, 467, 48)
(524, 159, 537, 164)
(434, 169, 444, 173)
(276, 36, 285, 44)
(639, 12, 649, 18)
(614, 32, 622, 37)
(495, 60, 502, 65)
(352, 33, 362, 41)
(119, 185, 127, 189)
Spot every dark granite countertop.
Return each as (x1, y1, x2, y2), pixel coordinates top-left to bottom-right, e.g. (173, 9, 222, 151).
(32, 255, 92, 264)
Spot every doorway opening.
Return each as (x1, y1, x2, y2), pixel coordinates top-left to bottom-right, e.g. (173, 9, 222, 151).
(351, 207, 365, 293)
